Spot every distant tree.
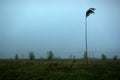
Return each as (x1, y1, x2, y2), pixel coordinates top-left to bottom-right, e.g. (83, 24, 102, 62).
(29, 52, 35, 60)
(69, 54, 73, 59)
(83, 51, 88, 61)
(47, 50, 54, 60)
(101, 53, 107, 61)
(73, 56, 76, 59)
(15, 54, 19, 60)
(22, 54, 24, 60)
(113, 55, 118, 60)
(54, 56, 61, 59)
(40, 55, 43, 59)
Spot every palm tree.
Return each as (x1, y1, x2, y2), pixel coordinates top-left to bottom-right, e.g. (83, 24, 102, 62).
(85, 8, 96, 65)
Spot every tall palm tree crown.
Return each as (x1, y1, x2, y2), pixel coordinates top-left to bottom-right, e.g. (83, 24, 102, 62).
(86, 8, 96, 18)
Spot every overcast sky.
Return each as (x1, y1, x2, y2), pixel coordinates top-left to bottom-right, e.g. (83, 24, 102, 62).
(0, 0, 120, 59)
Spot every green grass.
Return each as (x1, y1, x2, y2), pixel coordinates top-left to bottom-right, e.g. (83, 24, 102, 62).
(0, 60, 120, 80)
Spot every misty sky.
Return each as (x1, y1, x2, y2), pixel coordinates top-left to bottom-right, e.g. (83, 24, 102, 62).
(0, 0, 120, 59)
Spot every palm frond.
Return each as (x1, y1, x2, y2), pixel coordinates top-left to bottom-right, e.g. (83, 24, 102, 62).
(86, 8, 96, 18)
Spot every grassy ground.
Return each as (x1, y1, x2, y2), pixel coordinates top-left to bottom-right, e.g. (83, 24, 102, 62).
(0, 60, 120, 80)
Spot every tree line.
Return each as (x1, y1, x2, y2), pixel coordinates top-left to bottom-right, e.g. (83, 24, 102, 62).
(14, 50, 118, 61)
(15, 50, 54, 60)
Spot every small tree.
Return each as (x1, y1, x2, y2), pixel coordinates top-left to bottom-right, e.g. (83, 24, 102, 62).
(101, 53, 107, 61)
(47, 50, 54, 60)
(113, 55, 118, 60)
(29, 52, 35, 60)
(15, 54, 19, 60)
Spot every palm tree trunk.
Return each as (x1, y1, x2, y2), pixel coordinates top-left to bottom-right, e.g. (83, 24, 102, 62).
(85, 8, 95, 66)
(85, 17, 88, 65)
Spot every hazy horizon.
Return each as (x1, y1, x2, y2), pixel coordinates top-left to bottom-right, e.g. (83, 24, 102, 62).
(0, 0, 120, 59)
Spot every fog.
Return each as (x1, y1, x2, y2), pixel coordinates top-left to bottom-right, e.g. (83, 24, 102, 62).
(0, 0, 120, 59)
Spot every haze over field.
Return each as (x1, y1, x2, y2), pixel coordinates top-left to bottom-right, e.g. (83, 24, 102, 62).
(0, 0, 120, 59)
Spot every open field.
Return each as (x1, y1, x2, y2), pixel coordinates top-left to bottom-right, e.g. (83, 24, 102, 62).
(0, 60, 120, 80)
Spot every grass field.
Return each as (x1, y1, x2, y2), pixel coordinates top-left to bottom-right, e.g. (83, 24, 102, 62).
(0, 60, 120, 80)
